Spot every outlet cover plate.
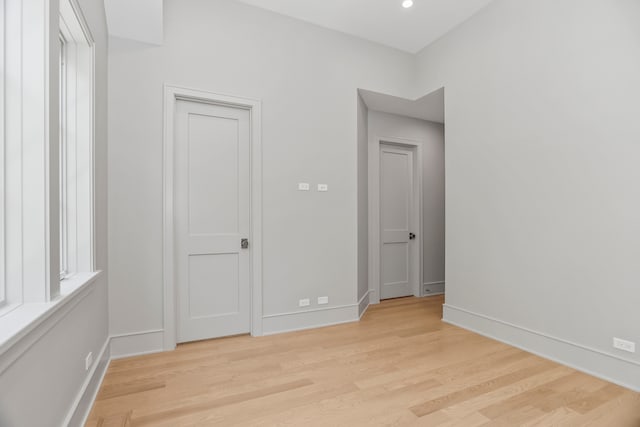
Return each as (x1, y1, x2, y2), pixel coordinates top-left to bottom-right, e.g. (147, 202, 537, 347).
(613, 338, 636, 353)
(85, 352, 93, 370)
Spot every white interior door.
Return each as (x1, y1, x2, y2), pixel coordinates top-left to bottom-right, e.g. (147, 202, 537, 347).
(380, 144, 417, 300)
(175, 99, 251, 343)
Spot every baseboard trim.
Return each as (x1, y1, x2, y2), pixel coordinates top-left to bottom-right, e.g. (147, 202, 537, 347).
(110, 329, 165, 359)
(262, 304, 359, 335)
(443, 304, 640, 392)
(369, 288, 379, 305)
(64, 337, 111, 427)
(422, 281, 445, 296)
(358, 290, 371, 319)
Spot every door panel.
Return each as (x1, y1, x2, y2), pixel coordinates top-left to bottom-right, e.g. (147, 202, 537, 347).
(176, 100, 251, 343)
(188, 254, 240, 318)
(380, 145, 415, 300)
(187, 113, 239, 235)
(382, 243, 409, 285)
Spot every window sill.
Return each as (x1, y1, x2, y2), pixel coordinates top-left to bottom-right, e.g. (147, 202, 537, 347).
(0, 271, 102, 364)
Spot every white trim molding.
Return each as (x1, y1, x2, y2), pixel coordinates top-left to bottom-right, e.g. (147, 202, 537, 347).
(163, 85, 263, 351)
(443, 304, 640, 392)
(422, 281, 445, 296)
(262, 304, 359, 336)
(358, 290, 371, 319)
(110, 329, 165, 360)
(65, 337, 110, 427)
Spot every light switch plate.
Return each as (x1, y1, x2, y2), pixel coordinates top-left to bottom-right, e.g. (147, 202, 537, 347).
(317, 184, 328, 192)
(298, 183, 310, 191)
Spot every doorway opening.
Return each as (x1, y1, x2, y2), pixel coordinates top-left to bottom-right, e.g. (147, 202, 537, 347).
(357, 87, 445, 306)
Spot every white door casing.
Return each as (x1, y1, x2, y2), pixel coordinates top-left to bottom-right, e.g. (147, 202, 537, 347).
(175, 100, 250, 342)
(163, 86, 263, 350)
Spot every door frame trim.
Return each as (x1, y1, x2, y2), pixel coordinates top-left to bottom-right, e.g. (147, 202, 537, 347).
(162, 85, 263, 350)
(369, 136, 423, 304)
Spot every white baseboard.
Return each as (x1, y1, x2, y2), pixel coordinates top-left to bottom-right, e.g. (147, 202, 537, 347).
(443, 304, 640, 392)
(110, 329, 165, 359)
(64, 337, 111, 427)
(369, 288, 379, 305)
(358, 290, 371, 319)
(422, 281, 445, 296)
(262, 304, 359, 335)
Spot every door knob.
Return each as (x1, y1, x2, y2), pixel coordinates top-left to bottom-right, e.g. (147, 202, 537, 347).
(409, 233, 416, 240)
(241, 238, 249, 249)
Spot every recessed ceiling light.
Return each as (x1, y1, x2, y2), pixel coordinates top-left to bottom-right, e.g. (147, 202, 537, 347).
(402, 0, 414, 8)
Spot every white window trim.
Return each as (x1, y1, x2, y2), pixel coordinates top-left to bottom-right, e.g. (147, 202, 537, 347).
(59, 32, 69, 280)
(59, 0, 96, 279)
(0, 0, 6, 309)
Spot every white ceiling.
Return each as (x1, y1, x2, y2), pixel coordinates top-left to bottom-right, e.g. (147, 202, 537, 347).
(360, 87, 445, 123)
(234, 0, 494, 53)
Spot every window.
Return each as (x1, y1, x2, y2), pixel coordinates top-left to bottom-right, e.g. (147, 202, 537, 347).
(58, 0, 95, 283)
(59, 34, 68, 279)
(0, 0, 94, 323)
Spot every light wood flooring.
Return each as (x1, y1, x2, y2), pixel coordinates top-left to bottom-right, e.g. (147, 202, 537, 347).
(86, 296, 639, 426)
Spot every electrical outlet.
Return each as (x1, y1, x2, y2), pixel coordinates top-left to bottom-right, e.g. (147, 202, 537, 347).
(317, 184, 328, 192)
(317, 296, 329, 305)
(613, 338, 636, 353)
(298, 183, 310, 191)
(299, 298, 310, 307)
(85, 352, 93, 371)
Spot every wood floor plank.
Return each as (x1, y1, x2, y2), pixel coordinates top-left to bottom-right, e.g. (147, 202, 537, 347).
(85, 296, 639, 426)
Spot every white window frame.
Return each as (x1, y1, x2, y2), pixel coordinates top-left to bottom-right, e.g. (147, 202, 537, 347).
(59, 0, 95, 284)
(0, 0, 6, 309)
(59, 33, 68, 280)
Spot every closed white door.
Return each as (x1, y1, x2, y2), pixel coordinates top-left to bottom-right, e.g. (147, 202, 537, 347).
(175, 99, 251, 343)
(380, 144, 417, 300)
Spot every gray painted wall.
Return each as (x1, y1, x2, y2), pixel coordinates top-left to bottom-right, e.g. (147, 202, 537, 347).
(368, 111, 445, 287)
(357, 96, 369, 302)
(0, 0, 110, 424)
(108, 0, 416, 338)
(416, 0, 640, 387)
